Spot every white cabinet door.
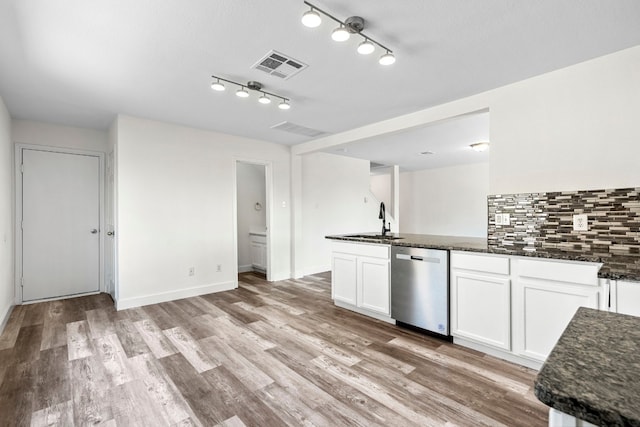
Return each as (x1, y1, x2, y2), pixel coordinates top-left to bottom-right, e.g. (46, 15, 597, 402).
(515, 279, 599, 361)
(451, 271, 511, 350)
(616, 280, 640, 316)
(250, 242, 266, 270)
(357, 256, 390, 315)
(332, 253, 358, 305)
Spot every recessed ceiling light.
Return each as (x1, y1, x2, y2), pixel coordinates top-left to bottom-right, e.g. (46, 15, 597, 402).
(470, 142, 490, 152)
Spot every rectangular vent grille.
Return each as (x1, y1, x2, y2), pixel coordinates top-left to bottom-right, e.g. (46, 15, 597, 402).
(271, 121, 327, 138)
(252, 50, 308, 80)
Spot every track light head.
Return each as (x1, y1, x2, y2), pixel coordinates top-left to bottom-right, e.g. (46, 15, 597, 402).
(379, 51, 396, 65)
(331, 26, 350, 42)
(236, 87, 249, 98)
(211, 80, 225, 91)
(258, 94, 271, 104)
(278, 100, 291, 110)
(357, 39, 375, 55)
(301, 8, 322, 28)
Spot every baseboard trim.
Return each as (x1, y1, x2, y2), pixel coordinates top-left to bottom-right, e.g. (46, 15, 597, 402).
(115, 280, 237, 310)
(238, 265, 253, 273)
(452, 336, 543, 370)
(0, 301, 14, 336)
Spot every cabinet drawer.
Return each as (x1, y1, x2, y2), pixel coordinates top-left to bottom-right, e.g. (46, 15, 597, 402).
(331, 241, 390, 259)
(516, 258, 600, 286)
(451, 251, 510, 275)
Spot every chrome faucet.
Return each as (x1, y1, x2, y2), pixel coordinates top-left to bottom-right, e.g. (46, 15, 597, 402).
(378, 202, 391, 236)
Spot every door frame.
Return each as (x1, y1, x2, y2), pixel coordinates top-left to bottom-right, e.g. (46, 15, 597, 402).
(14, 143, 106, 304)
(232, 158, 273, 282)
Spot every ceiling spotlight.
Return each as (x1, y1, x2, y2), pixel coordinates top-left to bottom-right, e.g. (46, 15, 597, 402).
(357, 39, 375, 55)
(470, 142, 490, 152)
(278, 100, 291, 110)
(301, 8, 322, 28)
(331, 25, 350, 42)
(210, 79, 225, 91)
(379, 51, 396, 65)
(236, 87, 249, 98)
(258, 94, 271, 104)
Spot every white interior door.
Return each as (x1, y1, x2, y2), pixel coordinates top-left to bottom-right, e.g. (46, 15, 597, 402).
(22, 149, 101, 301)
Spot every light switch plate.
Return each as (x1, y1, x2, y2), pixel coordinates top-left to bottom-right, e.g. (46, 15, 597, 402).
(495, 213, 503, 225)
(573, 214, 588, 231)
(502, 213, 510, 226)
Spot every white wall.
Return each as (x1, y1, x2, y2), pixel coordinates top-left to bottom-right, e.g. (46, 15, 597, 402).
(489, 45, 640, 193)
(236, 163, 266, 271)
(294, 45, 640, 195)
(11, 119, 108, 153)
(0, 96, 13, 330)
(115, 115, 291, 309)
(299, 152, 383, 275)
(400, 163, 489, 237)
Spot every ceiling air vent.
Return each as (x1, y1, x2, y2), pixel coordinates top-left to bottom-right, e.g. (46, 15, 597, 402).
(252, 50, 308, 80)
(271, 121, 327, 138)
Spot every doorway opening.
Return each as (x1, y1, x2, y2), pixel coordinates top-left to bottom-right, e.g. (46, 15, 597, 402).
(235, 161, 271, 280)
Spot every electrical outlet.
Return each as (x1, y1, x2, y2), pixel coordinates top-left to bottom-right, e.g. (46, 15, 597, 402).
(188, 267, 195, 276)
(216, 264, 222, 272)
(573, 214, 589, 231)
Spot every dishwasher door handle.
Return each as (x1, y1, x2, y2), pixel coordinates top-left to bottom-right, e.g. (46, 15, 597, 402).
(395, 253, 441, 263)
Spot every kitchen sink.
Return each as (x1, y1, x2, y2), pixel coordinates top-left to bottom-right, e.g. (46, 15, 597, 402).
(345, 234, 404, 240)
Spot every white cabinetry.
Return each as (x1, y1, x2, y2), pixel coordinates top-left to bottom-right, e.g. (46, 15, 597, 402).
(249, 233, 267, 272)
(450, 252, 511, 351)
(513, 258, 602, 363)
(612, 280, 640, 316)
(331, 241, 391, 321)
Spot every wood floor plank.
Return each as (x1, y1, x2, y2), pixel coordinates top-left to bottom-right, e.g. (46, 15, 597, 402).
(163, 327, 218, 373)
(0, 305, 26, 350)
(199, 335, 274, 392)
(40, 300, 68, 351)
(114, 318, 151, 358)
(214, 415, 247, 427)
(66, 320, 93, 360)
(30, 399, 74, 427)
(12, 324, 44, 364)
(69, 356, 114, 425)
(86, 308, 117, 339)
(109, 379, 171, 427)
(21, 302, 47, 327)
(33, 346, 71, 412)
(133, 318, 178, 359)
(93, 334, 134, 387)
(127, 353, 199, 425)
(0, 361, 36, 427)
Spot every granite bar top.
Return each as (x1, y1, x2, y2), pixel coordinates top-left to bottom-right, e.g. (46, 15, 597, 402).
(534, 307, 640, 427)
(325, 233, 640, 281)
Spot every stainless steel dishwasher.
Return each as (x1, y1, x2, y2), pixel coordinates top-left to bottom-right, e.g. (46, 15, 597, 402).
(391, 246, 449, 337)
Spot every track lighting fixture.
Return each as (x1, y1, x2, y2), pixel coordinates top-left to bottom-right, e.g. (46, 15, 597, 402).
(210, 76, 291, 110)
(301, 1, 395, 65)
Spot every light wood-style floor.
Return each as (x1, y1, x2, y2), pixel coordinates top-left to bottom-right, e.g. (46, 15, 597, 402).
(0, 272, 548, 426)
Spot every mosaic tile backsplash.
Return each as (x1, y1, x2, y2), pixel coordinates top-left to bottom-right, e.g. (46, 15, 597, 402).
(488, 188, 640, 257)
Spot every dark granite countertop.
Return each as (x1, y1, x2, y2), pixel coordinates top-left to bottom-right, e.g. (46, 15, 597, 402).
(325, 233, 640, 281)
(534, 307, 640, 426)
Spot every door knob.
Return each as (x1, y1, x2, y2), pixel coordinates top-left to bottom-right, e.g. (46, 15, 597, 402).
(90, 229, 98, 234)
(107, 231, 114, 236)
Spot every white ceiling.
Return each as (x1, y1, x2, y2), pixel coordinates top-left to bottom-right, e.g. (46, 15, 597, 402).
(324, 111, 490, 172)
(1, 0, 640, 157)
